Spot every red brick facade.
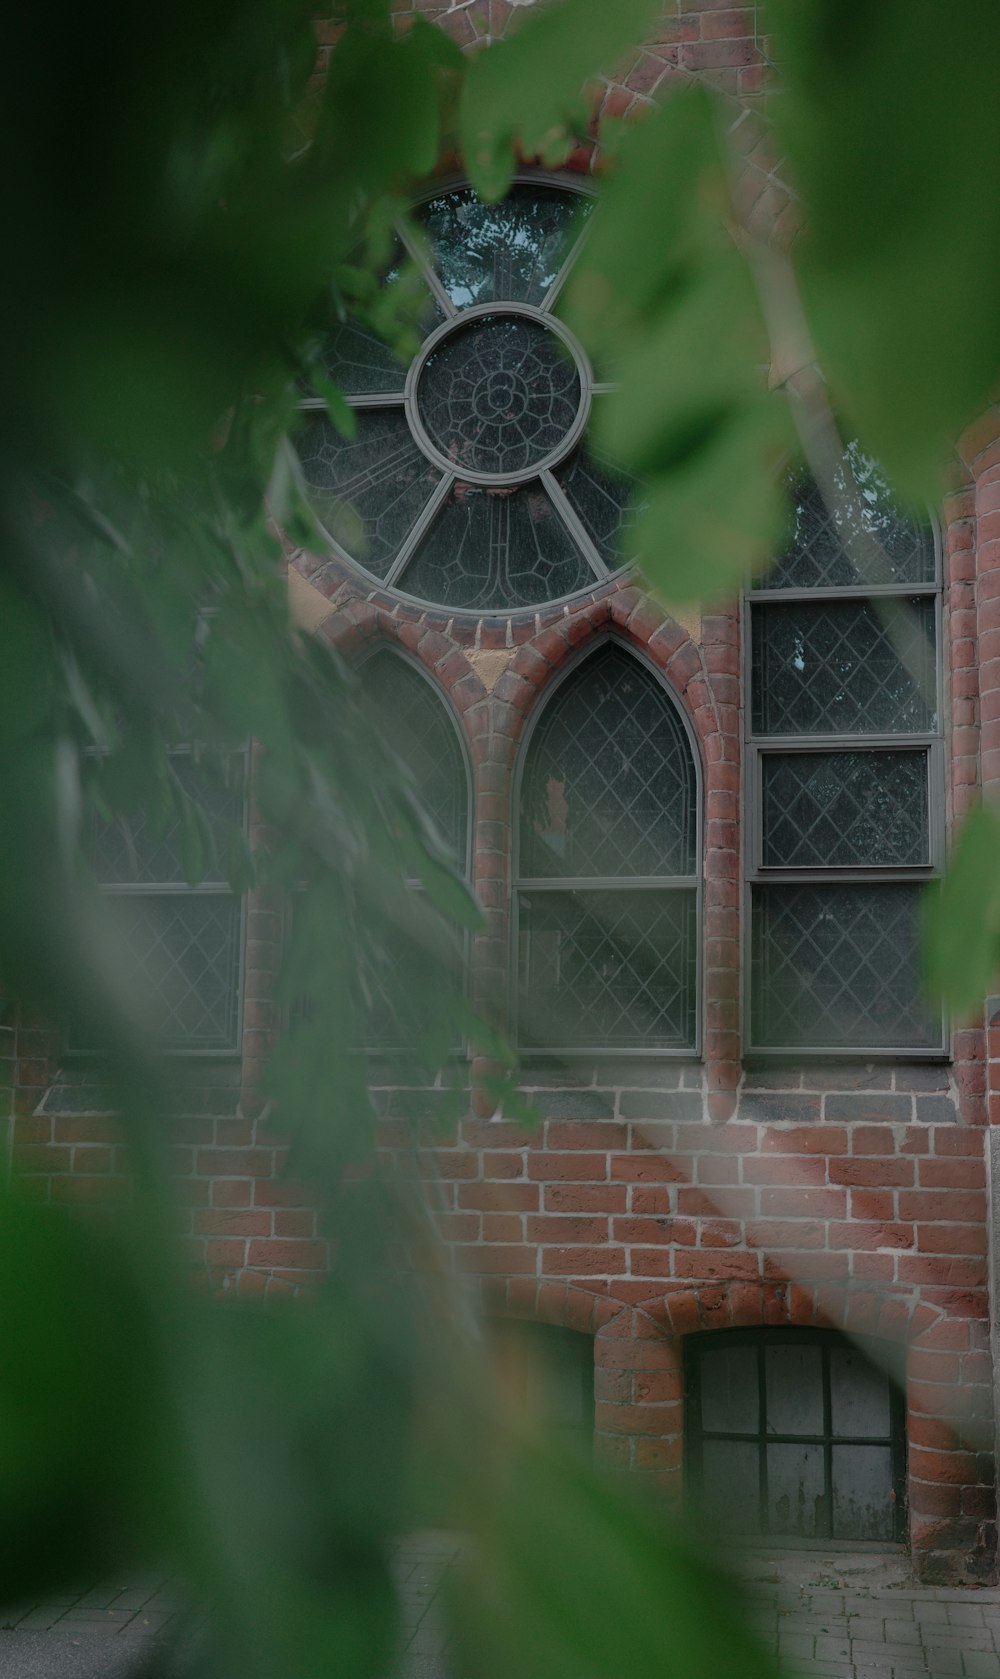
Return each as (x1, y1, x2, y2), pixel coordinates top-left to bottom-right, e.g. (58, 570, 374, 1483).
(7, 0, 1000, 1586)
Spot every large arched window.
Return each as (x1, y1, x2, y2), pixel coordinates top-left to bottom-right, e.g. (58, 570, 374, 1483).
(745, 443, 945, 1054)
(515, 644, 700, 1054)
(296, 178, 645, 614)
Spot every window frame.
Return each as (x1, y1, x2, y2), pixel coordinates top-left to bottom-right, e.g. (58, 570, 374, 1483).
(75, 745, 250, 1059)
(684, 1326, 908, 1546)
(511, 634, 704, 1059)
(742, 490, 948, 1059)
(296, 169, 643, 618)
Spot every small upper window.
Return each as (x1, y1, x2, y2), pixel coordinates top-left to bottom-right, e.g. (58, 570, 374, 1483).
(515, 644, 700, 1054)
(297, 180, 645, 614)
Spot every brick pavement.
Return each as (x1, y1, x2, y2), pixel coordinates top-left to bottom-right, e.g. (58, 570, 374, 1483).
(2, 1539, 1000, 1677)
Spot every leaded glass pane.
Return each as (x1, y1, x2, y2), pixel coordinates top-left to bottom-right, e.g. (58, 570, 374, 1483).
(93, 759, 242, 885)
(554, 424, 646, 570)
(520, 647, 696, 879)
(297, 410, 441, 579)
(400, 481, 595, 611)
(750, 882, 939, 1049)
(751, 598, 937, 736)
(761, 751, 929, 869)
(99, 895, 242, 1052)
(761, 443, 936, 590)
(417, 185, 592, 309)
(362, 909, 465, 1049)
(416, 315, 582, 476)
(517, 888, 697, 1050)
(360, 653, 468, 864)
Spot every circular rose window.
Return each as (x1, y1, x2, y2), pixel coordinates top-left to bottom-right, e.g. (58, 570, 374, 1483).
(296, 181, 644, 615)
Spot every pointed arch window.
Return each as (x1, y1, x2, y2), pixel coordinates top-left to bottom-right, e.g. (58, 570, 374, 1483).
(357, 648, 472, 1047)
(515, 643, 700, 1054)
(358, 648, 471, 871)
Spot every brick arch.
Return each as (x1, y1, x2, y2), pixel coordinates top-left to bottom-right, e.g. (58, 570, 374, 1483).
(482, 1275, 621, 1338)
(591, 1280, 995, 1582)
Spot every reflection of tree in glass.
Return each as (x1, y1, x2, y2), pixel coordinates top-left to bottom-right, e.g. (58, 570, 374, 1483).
(417, 185, 592, 308)
(770, 441, 935, 590)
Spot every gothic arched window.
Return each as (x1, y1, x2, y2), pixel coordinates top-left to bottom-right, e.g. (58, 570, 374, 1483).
(515, 643, 700, 1054)
(297, 179, 645, 614)
(358, 648, 470, 870)
(357, 648, 471, 1047)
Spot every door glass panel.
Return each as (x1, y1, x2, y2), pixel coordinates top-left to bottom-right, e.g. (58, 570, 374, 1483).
(767, 1443, 825, 1538)
(699, 1344, 759, 1435)
(832, 1444, 895, 1541)
(765, 1343, 824, 1435)
(829, 1345, 892, 1439)
(702, 1440, 761, 1536)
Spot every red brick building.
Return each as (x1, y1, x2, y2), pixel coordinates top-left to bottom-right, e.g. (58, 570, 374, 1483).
(9, 0, 1000, 1585)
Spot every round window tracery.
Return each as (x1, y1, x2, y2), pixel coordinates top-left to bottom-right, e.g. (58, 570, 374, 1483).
(296, 181, 645, 615)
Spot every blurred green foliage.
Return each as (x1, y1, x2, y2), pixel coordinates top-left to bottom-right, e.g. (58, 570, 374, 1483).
(1, 0, 999, 1673)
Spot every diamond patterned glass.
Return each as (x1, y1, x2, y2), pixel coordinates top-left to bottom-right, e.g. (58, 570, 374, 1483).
(517, 888, 697, 1050)
(297, 409, 441, 580)
(360, 652, 468, 865)
(417, 185, 591, 309)
(761, 442, 936, 590)
(751, 598, 937, 736)
(760, 751, 929, 869)
(417, 315, 582, 477)
(399, 480, 595, 611)
(101, 894, 242, 1052)
(92, 758, 242, 885)
(750, 883, 940, 1049)
(554, 422, 646, 571)
(520, 646, 696, 879)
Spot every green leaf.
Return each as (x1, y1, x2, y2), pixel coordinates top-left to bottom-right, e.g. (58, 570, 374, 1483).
(633, 395, 791, 604)
(924, 804, 1000, 1016)
(593, 252, 767, 475)
(448, 1435, 779, 1679)
(768, 0, 1000, 500)
(459, 0, 664, 200)
(565, 85, 728, 350)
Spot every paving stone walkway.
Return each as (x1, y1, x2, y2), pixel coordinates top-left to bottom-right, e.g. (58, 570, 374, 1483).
(2, 1537, 999, 1677)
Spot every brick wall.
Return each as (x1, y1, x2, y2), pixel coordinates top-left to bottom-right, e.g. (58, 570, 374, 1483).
(8, 0, 998, 1587)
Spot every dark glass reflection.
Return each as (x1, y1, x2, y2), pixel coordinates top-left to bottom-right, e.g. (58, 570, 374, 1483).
(761, 750, 929, 868)
(519, 646, 696, 879)
(417, 184, 592, 309)
(751, 598, 937, 736)
(759, 442, 936, 590)
(750, 881, 939, 1049)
